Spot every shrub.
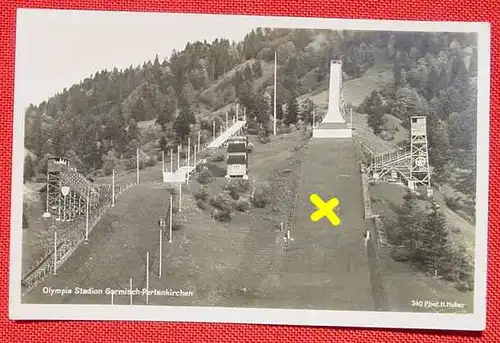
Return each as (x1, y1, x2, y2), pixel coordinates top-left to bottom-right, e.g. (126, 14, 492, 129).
(196, 199, 208, 210)
(258, 135, 271, 144)
(212, 207, 232, 222)
(247, 127, 259, 135)
(194, 186, 209, 202)
(227, 179, 251, 200)
(197, 168, 213, 184)
(210, 192, 232, 209)
(235, 198, 251, 212)
(146, 155, 158, 167)
(251, 182, 271, 208)
(445, 196, 461, 212)
(210, 192, 234, 222)
(172, 216, 183, 231)
(22, 203, 29, 229)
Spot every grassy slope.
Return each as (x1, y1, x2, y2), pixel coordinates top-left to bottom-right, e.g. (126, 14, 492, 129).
(23, 131, 310, 306)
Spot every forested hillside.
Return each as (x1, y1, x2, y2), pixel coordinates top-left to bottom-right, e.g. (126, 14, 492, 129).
(23, 28, 478, 202)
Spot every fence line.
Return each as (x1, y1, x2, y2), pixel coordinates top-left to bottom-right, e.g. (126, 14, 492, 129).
(21, 182, 136, 294)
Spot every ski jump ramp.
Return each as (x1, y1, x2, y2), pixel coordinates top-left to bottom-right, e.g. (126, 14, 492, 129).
(207, 120, 246, 149)
(163, 120, 246, 183)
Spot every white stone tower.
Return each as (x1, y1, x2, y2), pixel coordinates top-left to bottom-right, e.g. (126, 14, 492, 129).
(313, 60, 352, 139)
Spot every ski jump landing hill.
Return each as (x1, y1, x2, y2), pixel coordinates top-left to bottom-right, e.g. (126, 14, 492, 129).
(284, 60, 386, 310)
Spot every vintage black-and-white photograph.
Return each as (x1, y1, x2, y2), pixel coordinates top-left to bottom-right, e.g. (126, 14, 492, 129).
(10, 9, 490, 330)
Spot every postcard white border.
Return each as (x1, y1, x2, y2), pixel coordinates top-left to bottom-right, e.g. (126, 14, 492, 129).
(9, 8, 491, 331)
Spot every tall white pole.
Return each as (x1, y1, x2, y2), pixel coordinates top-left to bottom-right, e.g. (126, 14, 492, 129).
(159, 230, 163, 279)
(243, 107, 246, 122)
(194, 145, 197, 168)
(58, 194, 61, 221)
(274, 51, 277, 136)
(197, 130, 201, 150)
(112, 170, 115, 207)
(146, 252, 149, 305)
(85, 187, 89, 242)
(129, 278, 133, 305)
(225, 112, 229, 131)
(187, 138, 191, 167)
(136, 146, 140, 184)
(312, 110, 315, 129)
(169, 196, 173, 243)
(53, 231, 57, 275)
(178, 183, 182, 213)
(212, 121, 215, 140)
(46, 172, 49, 214)
(177, 145, 181, 169)
(350, 107, 353, 129)
(236, 104, 239, 121)
(162, 150, 165, 173)
(111, 291, 114, 305)
(170, 149, 173, 173)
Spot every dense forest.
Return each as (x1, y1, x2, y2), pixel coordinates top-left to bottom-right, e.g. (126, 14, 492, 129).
(24, 28, 478, 202)
(358, 33, 477, 198)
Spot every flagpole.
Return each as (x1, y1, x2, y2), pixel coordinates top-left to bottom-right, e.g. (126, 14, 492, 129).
(53, 231, 57, 275)
(178, 183, 182, 213)
(177, 145, 181, 169)
(170, 149, 173, 173)
(169, 196, 173, 243)
(85, 187, 89, 242)
(350, 107, 353, 129)
(136, 146, 140, 184)
(112, 170, 115, 207)
(273, 51, 277, 136)
(146, 252, 149, 304)
(161, 150, 165, 174)
(159, 229, 163, 279)
(187, 137, 191, 167)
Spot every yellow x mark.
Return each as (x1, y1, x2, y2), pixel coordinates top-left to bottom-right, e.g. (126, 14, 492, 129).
(310, 193, 341, 227)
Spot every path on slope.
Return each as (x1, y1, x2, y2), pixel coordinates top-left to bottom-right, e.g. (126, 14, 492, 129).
(269, 139, 386, 311)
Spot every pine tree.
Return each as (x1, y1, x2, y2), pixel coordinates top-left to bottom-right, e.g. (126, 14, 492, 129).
(397, 190, 425, 255)
(285, 93, 299, 126)
(301, 99, 315, 126)
(428, 119, 452, 177)
(22, 205, 29, 228)
(23, 155, 35, 183)
(425, 67, 440, 99)
(158, 135, 168, 152)
(419, 199, 449, 274)
(173, 110, 194, 142)
(157, 98, 176, 129)
(366, 91, 385, 134)
(469, 47, 478, 77)
(131, 99, 146, 122)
